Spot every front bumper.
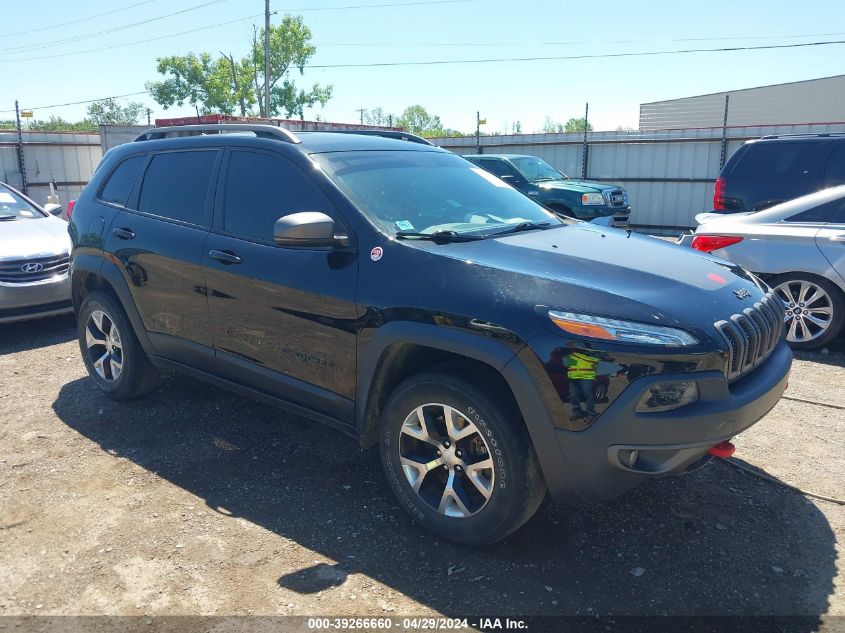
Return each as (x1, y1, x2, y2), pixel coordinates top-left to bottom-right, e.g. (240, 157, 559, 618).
(0, 275, 72, 323)
(547, 341, 792, 502)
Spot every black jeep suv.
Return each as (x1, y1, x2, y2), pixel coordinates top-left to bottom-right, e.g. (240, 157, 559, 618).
(69, 124, 792, 545)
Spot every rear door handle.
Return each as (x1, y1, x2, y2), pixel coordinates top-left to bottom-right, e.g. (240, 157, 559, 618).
(829, 234, 845, 243)
(209, 249, 242, 265)
(112, 227, 135, 240)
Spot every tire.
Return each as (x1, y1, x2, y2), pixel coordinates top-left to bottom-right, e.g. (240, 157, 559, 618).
(77, 291, 160, 399)
(379, 368, 546, 545)
(770, 273, 845, 350)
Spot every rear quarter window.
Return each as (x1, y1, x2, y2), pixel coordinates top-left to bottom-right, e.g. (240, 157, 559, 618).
(98, 155, 145, 207)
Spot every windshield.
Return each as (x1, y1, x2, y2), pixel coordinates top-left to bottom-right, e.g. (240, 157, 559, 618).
(313, 150, 561, 236)
(0, 184, 46, 221)
(509, 156, 568, 182)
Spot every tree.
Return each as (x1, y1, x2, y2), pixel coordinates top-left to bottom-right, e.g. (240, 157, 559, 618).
(0, 116, 96, 132)
(564, 117, 593, 133)
(87, 98, 145, 125)
(146, 15, 331, 119)
(511, 121, 523, 134)
(364, 107, 394, 127)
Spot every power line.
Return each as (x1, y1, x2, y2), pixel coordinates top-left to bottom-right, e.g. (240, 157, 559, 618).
(0, 0, 474, 59)
(0, 0, 231, 55)
(304, 39, 845, 68)
(0, 92, 150, 114)
(5, 0, 161, 38)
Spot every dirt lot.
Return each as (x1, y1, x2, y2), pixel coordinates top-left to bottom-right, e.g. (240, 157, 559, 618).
(1, 315, 843, 624)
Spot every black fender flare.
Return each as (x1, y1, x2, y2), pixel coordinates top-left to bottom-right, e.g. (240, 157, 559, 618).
(356, 321, 568, 495)
(71, 255, 155, 356)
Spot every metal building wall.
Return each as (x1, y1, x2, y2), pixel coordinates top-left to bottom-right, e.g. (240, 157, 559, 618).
(432, 122, 845, 231)
(640, 75, 845, 130)
(0, 131, 101, 206)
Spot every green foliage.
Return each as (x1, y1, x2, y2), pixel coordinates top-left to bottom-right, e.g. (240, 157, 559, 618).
(542, 116, 593, 134)
(364, 107, 393, 127)
(395, 104, 465, 137)
(146, 15, 331, 119)
(0, 116, 97, 132)
(87, 98, 145, 125)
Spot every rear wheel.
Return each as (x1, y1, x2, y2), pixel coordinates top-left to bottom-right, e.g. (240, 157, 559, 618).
(379, 368, 546, 545)
(77, 291, 160, 399)
(771, 273, 845, 350)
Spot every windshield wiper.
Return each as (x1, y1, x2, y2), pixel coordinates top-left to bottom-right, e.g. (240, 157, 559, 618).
(395, 230, 484, 243)
(0, 215, 17, 221)
(484, 221, 554, 238)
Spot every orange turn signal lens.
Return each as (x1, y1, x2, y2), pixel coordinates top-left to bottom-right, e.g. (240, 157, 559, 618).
(549, 316, 616, 340)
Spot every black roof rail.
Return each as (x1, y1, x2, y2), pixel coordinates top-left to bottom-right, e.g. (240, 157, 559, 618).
(133, 123, 300, 144)
(327, 129, 433, 146)
(759, 132, 845, 140)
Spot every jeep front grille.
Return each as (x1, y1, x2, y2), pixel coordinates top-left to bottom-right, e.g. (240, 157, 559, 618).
(715, 292, 785, 381)
(0, 254, 70, 284)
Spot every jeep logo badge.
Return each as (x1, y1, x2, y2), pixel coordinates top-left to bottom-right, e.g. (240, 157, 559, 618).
(734, 288, 752, 299)
(21, 262, 43, 273)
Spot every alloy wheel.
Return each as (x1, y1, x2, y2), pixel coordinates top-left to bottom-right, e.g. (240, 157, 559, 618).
(399, 403, 495, 518)
(773, 280, 834, 344)
(85, 309, 123, 382)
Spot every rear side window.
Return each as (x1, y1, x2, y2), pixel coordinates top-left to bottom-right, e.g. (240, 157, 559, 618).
(823, 144, 845, 184)
(138, 151, 217, 226)
(730, 141, 818, 180)
(99, 155, 145, 207)
(223, 150, 333, 242)
(785, 198, 845, 223)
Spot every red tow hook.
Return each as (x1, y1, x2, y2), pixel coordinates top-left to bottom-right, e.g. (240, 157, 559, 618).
(708, 441, 736, 458)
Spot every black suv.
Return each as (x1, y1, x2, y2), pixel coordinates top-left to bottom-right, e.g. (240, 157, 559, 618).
(69, 124, 792, 545)
(715, 133, 845, 212)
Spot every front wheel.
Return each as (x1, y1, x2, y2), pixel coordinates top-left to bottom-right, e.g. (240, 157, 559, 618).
(379, 369, 546, 545)
(771, 273, 844, 350)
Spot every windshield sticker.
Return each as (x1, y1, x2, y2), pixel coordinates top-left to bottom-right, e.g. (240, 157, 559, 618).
(470, 167, 510, 188)
(395, 220, 414, 231)
(0, 193, 16, 204)
(370, 246, 383, 262)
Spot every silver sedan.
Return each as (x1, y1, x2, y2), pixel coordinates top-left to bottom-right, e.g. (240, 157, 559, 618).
(0, 182, 72, 324)
(691, 185, 845, 349)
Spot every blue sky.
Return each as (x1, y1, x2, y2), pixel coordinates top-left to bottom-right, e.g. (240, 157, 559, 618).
(3, 0, 845, 132)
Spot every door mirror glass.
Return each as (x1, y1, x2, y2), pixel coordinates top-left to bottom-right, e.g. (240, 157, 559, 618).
(274, 211, 341, 247)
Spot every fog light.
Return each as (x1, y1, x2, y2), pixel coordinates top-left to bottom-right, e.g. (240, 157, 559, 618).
(635, 381, 699, 413)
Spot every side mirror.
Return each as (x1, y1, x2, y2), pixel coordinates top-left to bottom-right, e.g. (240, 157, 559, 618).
(274, 211, 347, 247)
(44, 203, 63, 217)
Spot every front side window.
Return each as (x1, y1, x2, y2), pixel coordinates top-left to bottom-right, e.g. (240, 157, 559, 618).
(477, 159, 518, 179)
(138, 151, 217, 226)
(99, 155, 145, 207)
(823, 144, 845, 185)
(223, 150, 334, 242)
(0, 184, 45, 221)
(509, 156, 568, 182)
(313, 150, 560, 236)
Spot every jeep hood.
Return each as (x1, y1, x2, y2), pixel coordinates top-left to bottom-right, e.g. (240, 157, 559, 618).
(415, 223, 766, 340)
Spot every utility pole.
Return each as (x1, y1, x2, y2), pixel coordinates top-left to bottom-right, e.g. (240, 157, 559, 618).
(581, 102, 589, 179)
(264, 0, 271, 119)
(146, 108, 152, 126)
(14, 100, 27, 195)
(476, 111, 486, 153)
(355, 108, 366, 125)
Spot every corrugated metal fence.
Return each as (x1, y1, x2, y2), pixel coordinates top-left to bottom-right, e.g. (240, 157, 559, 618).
(0, 130, 101, 206)
(432, 122, 845, 231)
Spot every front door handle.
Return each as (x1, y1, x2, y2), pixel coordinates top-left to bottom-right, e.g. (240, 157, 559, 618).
(112, 227, 135, 240)
(209, 249, 242, 265)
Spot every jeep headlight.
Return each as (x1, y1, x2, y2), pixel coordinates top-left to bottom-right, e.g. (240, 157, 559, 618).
(581, 193, 604, 205)
(548, 311, 698, 346)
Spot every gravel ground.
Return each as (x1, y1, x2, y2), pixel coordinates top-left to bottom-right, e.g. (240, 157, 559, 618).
(0, 315, 843, 623)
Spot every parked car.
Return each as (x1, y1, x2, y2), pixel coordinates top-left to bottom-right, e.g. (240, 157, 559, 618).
(692, 185, 845, 350)
(714, 133, 845, 213)
(0, 181, 72, 324)
(463, 154, 631, 225)
(69, 124, 791, 545)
